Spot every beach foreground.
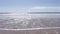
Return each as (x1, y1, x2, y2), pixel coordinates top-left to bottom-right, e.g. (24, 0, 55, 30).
(0, 28, 60, 34)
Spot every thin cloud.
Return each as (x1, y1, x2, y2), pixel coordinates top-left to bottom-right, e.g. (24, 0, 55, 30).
(31, 6, 60, 10)
(30, 6, 60, 12)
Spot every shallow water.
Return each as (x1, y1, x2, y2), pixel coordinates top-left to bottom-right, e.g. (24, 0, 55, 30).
(0, 14, 60, 29)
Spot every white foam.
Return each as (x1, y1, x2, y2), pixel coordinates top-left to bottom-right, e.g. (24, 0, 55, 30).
(0, 27, 60, 31)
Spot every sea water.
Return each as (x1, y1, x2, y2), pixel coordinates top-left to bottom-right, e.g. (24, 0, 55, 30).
(0, 12, 60, 29)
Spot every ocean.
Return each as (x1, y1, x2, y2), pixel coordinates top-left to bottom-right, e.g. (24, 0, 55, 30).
(0, 12, 60, 29)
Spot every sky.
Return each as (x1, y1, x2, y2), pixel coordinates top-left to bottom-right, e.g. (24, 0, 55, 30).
(0, 0, 60, 13)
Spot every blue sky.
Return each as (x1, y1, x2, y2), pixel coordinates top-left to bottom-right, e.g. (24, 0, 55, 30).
(0, 0, 60, 13)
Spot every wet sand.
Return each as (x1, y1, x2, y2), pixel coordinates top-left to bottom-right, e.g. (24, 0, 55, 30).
(0, 28, 60, 34)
